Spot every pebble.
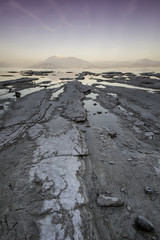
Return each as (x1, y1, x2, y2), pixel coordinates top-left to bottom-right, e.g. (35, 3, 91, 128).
(127, 158, 132, 162)
(97, 111, 102, 114)
(97, 195, 124, 207)
(144, 187, 153, 194)
(126, 205, 132, 212)
(121, 232, 129, 238)
(135, 215, 154, 232)
(120, 187, 127, 193)
(109, 162, 115, 165)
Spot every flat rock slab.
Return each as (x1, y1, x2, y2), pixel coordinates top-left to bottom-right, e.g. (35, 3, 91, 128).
(97, 195, 124, 207)
(135, 215, 154, 232)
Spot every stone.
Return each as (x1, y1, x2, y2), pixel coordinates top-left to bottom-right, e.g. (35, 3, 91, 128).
(97, 111, 102, 114)
(127, 158, 132, 162)
(97, 195, 124, 207)
(144, 187, 153, 194)
(15, 91, 21, 98)
(120, 187, 127, 193)
(121, 232, 129, 238)
(135, 215, 154, 232)
(126, 205, 132, 212)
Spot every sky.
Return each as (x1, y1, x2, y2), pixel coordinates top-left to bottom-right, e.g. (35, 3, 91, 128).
(0, 0, 160, 65)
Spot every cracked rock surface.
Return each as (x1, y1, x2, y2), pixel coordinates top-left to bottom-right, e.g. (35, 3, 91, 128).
(0, 72, 160, 240)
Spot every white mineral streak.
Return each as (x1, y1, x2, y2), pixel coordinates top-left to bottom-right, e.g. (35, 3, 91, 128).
(50, 87, 64, 100)
(29, 124, 88, 240)
(154, 159, 160, 175)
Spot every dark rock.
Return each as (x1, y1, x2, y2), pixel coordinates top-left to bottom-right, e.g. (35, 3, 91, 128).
(93, 103, 97, 106)
(116, 98, 120, 105)
(0, 77, 39, 86)
(97, 111, 102, 114)
(135, 215, 154, 232)
(59, 78, 73, 80)
(108, 132, 117, 138)
(97, 195, 124, 207)
(15, 92, 21, 98)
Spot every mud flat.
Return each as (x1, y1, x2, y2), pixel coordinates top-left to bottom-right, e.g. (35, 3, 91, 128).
(0, 70, 160, 240)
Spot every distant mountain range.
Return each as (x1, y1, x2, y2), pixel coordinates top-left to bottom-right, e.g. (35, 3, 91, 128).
(30, 56, 93, 69)
(1, 57, 160, 69)
(30, 57, 160, 69)
(93, 59, 160, 69)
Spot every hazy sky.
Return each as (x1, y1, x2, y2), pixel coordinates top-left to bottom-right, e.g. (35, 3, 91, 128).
(0, 0, 160, 65)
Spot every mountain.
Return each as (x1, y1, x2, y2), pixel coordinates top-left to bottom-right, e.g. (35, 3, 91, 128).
(93, 59, 160, 68)
(132, 59, 160, 67)
(30, 56, 93, 69)
(29, 56, 160, 69)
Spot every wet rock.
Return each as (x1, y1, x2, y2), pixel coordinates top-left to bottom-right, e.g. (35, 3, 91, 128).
(135, 215, 154, 232)
(60, 82, 90, 122)
(15, 91, 21, 98)
(144, 187, 153, 194)
(0, 77, 39, 86)
(20, 70, 53, 76)
(59, 77, 73, 80)
(97, 195, 124, 207)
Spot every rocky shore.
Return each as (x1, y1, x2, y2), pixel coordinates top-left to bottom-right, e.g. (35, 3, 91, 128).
(0, 70, 160, 240)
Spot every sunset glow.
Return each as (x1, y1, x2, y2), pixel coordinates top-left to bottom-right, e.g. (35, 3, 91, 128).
(0, 0, 160, 65)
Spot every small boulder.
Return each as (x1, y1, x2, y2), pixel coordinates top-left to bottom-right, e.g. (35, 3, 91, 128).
(15, 91, 21, 98)
(135, 215, 154, 232)
(97, 195, 124, 207)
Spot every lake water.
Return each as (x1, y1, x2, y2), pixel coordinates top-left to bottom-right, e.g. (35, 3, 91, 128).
(0, 67, 160, 100)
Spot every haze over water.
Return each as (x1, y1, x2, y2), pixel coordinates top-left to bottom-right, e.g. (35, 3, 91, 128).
(0, 0, 160, 66)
